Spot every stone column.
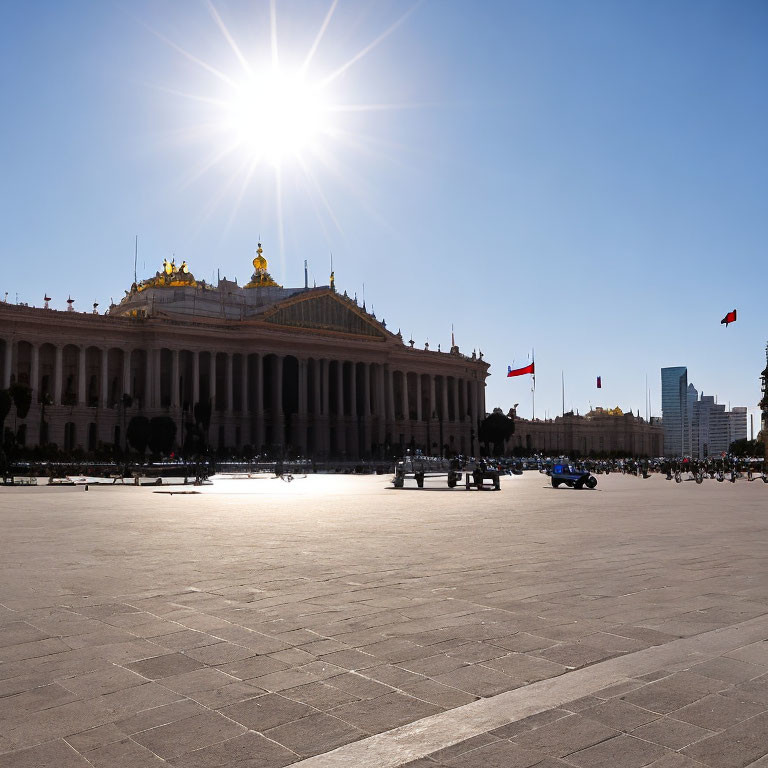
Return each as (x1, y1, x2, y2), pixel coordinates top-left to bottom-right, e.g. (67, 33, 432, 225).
(479, 377, 486, 420)
(441, 375, 449, 422)
(312, 359, 322, 456)
(335, 361, 346, 456)
(101, 348, 110, 409)
(153, 348, 162, 408)
(319, 359, 330, 456)
(273, 355, 284, 446)
(400, 371, 409, 422)
(77, 346, 87, 405)
(171, 349, 180, 408)
(429, 374, 437, 421)
(294, 358, 308, 455)
(54, 345, 63, 405)
(122, 349, 131, 399)
(347, 362, 358, 457)
(255, 354, 265, 450)
(348, 362, 357, 418)
(452, 376, 460, 422)
(313, 359, 322, 416)
(469, 379, 478, 454)
(415, 373, 422, 422)
(360, 363, 371, 456)
(376, 364, 386, 447)
(209, 353, 217, 407)
(336, 362, 344, 416)
(386, 365, 395, 424)
(142, 350, 152, 409)
(2, 339, 12, 388)
(240, 355, 248, 413)
(30, 344, 39, 404)
(225, 353, 234, 414)
(298, 359, 308, 416)
(255, 355, 264, 417)
(192, 351, 200, 405)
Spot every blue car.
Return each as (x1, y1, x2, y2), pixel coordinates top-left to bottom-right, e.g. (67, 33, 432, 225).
(551, 464, 597, 489)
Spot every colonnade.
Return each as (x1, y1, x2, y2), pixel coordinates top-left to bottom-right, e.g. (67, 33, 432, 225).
(0, 337, 486, 457)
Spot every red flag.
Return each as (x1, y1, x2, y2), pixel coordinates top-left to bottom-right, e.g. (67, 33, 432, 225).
(720, 309, 736, 326)
(597, 376, 602, 388)
(508, 362, 535, 377)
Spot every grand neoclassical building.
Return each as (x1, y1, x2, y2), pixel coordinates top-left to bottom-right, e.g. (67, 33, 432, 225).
(0, 247, 488, 458)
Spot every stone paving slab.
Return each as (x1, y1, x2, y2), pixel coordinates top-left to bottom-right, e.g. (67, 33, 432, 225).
(2, 473, 768, 765)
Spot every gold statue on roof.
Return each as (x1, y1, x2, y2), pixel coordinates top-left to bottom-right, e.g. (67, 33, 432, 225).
(137, 257, 198, 292)
(245, 243, 280, 288)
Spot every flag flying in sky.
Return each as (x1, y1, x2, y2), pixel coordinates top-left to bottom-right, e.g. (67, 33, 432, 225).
(720, 309, 737, 327)
(597, 376, 602, 388)
(508, 362, 535, 377)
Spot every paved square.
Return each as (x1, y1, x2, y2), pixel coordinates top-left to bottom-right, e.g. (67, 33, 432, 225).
(2, 472, 768, 766)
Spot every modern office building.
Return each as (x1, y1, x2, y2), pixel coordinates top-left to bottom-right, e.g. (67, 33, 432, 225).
(691, 395, 750, 458)
(661, 366, 689, 456)
(728, 407, 748, 447)
(692, 395, 729, 458)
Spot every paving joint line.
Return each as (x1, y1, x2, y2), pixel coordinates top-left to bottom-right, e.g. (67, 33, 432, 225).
(290, 611, 768, 767)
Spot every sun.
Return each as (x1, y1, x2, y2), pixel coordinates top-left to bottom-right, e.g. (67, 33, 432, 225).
(143, 0, 422, 249)
(224, 69, 329, 166)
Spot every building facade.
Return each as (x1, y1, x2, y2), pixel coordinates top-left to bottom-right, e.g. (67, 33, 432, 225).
(506, 408, 662, 457)
(0, 251, 488, 459)
(760, 343, 768, 460)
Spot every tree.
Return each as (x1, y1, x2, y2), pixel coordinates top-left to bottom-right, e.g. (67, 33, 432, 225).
(728, 438, 765, 458)
(182, 421, 205, 457)
(479, 408, 515, 456)
(126, 415, 151, 456)
(9, 383, 32, 420)
(0, 390, 11, 433)
(193, 399, 212, 433)
(148, 416, 177, 456)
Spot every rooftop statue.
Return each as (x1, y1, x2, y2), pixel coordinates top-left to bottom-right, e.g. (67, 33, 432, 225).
(136, 258, 198, 292)
(245, 243, 281, 288)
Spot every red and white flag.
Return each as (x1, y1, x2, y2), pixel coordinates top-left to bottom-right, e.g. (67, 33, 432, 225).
(508, 362, 535, 377)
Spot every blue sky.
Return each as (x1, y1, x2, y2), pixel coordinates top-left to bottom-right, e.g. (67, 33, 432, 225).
(1, 0, 766, 427)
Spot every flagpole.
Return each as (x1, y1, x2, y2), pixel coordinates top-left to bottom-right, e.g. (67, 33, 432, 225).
(531, 348, 535, 420)
(561, 370, 565, 417)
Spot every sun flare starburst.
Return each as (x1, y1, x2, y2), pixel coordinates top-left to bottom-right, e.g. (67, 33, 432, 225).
(223, 70, 329, 166)
(143, 0, 422, 257)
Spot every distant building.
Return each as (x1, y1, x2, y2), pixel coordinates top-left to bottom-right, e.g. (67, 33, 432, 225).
(692, 395, 728, 457)
(506, 408, 662, 457)
(689, 394, 748, 458)
(661, 366, 689, 456)
(728, 407, 747, 447)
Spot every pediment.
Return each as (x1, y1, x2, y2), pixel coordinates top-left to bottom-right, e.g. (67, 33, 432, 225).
(258, 291, 388, 340)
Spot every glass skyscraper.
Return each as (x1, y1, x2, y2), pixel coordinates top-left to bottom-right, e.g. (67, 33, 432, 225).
(661, 366, 689, 456)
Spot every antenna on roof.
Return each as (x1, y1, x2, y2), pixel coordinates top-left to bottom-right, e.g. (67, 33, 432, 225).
(134, 235, 138, 284)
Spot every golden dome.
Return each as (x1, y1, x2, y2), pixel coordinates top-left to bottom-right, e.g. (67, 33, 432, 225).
(252, 243, 268, 272)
